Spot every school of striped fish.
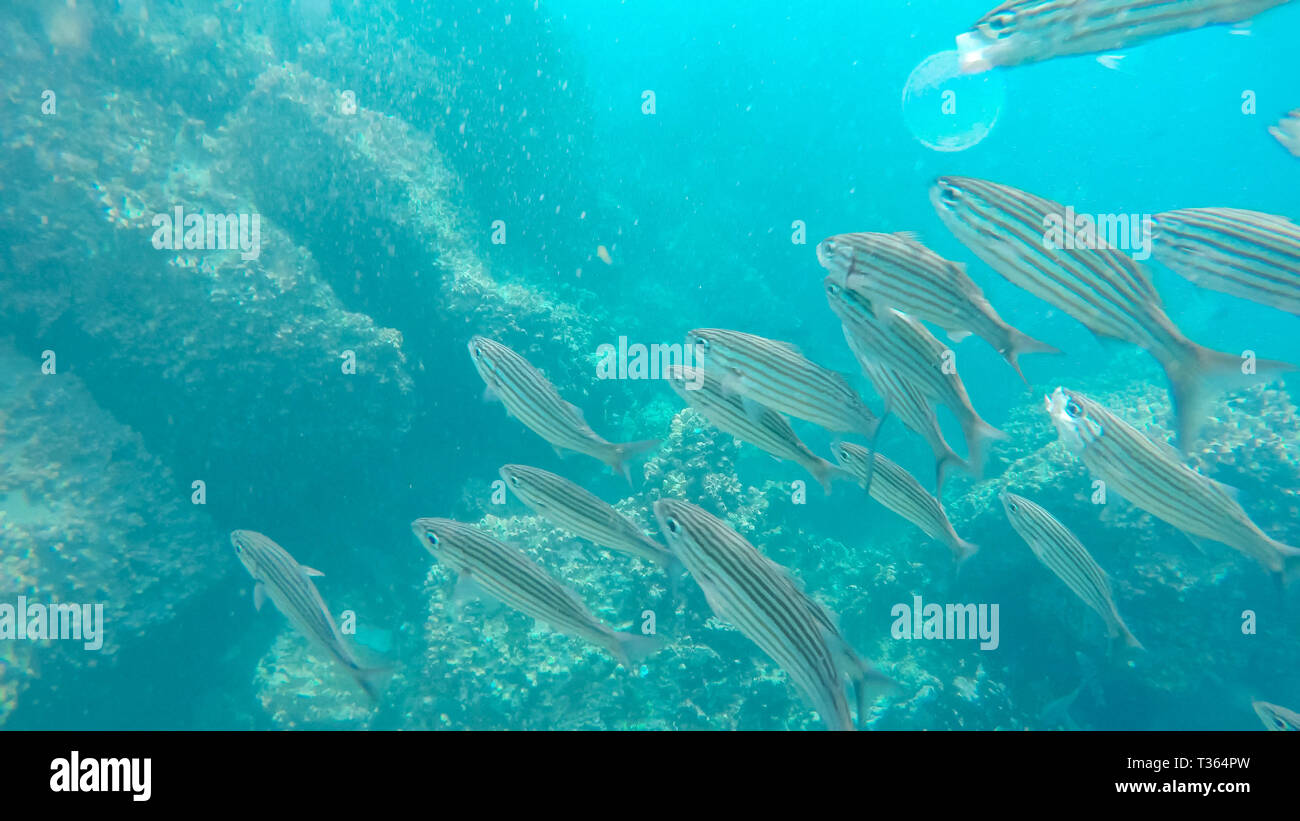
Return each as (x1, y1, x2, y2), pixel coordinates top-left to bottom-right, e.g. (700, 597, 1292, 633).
(231, 0, 1299, 730)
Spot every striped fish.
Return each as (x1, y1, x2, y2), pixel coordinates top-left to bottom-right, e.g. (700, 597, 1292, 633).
(410, 517, 661, 669)
(1271, 109, 1300, 157)
(956, 0, 1293, 72)
(1152, 208, 1300, 316)
(825, 277, 1005, 471)
(1000, 492, 1142, 649)
(817, 230, 1059, 381)
(468, 336, 661, 481)
(1252, 700, 1300, 730)
(932, 176, 1293, 449)
(663, 364, 854, 493)
(686, 328, 880, 440)
(230, 530, 386, 701)
(1044, 387, 1300, 579)
(833, 442, 978, 564)
(652, 499, 895, 730)
(497, 463, 678, 572)
(842, 325, 969, 493)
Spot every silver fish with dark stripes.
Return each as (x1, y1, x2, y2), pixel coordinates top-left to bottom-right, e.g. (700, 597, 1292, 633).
(956, 0, 1293, 72)
(1152, 207, 1300, 316)
(410, 517, 661, 669)
(686, 328, 881, 440)
(1000, 492, 1141, 648)
(1252, 700, 1300, 730)
(663, 364, 854, 494)
(817, 230, 1059, 381)
(841, 324, 969, 493)
(653, 499, 895, 730)
(230, 530, 386, 701)
(825, 277, 1005, 471)
(834, 442, 978, 564)
(1044, 388, 1300, 579)
(468, 335, 661, 481)
(932, 176, 1293, 449)
(498, 463, 678, 572)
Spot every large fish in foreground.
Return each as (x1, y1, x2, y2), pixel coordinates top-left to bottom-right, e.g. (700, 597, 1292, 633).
(1000, 492, 1142, 649)
(652, 499, 896, 730)
(1252, 700, 1300, 730)
(664, 364, 854, 493)
(817, 230, 1059, 381)
(825, 278, 1005, 471)
(230, 530, 386, 701)
(932, 176, 1293, 449)
(955, 0, 1293, 73)
(468, 336, 660, 481)
(411, 517, 661, 669)
(1152, 208, 1300, 316)
(686, 328, 881, 440)
(834, 442, 978, 565)
(498, 463, 678, 573)
(1044, 388, 1300, 580)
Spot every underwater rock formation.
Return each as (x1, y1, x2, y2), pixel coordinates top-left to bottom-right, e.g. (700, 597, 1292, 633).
(0, 342, 227, 726)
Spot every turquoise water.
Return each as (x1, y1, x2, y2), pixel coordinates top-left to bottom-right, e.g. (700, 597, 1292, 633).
(1, 0, 1298, 730)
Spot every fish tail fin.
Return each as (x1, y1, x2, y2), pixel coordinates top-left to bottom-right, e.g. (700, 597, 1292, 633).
(1165, 343, 1296, 450)
(960, 415, 1006, 477)
(953, 538, 979, 566)
(1002, 328, 1061, 385)
(609, 631, 664, 671)
(811, 458, 857, 495)
(849, 663, 901, 729)
(353, 664, 393, 704)
(934, 445, 970, 497)
(608, 438, 663, 484)
(1279, 545, 1300, 588)
(1114, 621, 1144, 651)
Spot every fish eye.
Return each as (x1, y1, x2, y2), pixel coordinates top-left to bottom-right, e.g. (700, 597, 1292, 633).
(826, 283, 840, 295)
(509, 476, 520, 487)
(839, 449, 851, 460)
(1066, 400, 1083, 418)
(694, 337, 710, 351)
(939, 184, 960, 207)
(665, 517, 679, 535)
(473, 345, 482, 358)
(426, 532, 439, 547)
(1009, 502, 1019, 513)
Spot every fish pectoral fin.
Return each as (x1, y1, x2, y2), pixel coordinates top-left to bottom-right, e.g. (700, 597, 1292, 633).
(946, 329, 973, 343)
(451, 571, 488, 605)
(739, 395, 770, 424)
(481, 384, 500, 403)
(253, 583, 266, 612)
(300, 565, 325, 578)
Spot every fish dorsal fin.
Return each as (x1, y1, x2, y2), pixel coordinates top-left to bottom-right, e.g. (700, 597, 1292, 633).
(563, 400, 588, 423)
(301, 565, 325, 578)
(892, 230, 924, 247)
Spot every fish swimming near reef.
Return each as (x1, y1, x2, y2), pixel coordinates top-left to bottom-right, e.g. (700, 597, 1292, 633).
(840, 326, 970, 494)
(954, 0, 1294, 72)
(834, 442, 978, 565)
(1044, 387, 1300, 580)
(1001, 491, 1142, 649)
(663, 364, 854, 494)
(686, 328, 881, 441)
(1152, 207, 1300, 317)
(825, 277, 1005, 472)
(468, 335, 661, 481)
(1252, 700, 1300, 730)
(411, 517, 662, 669)
(817, 230, 1059, 381)
(653, 498, 896, 730)
(230, 530, 387, 702)
(932, 176, 1294, 449)
(498, 463, 678, 573)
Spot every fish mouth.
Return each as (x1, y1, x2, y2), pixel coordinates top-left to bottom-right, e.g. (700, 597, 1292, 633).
(955, 31, 995, 73)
